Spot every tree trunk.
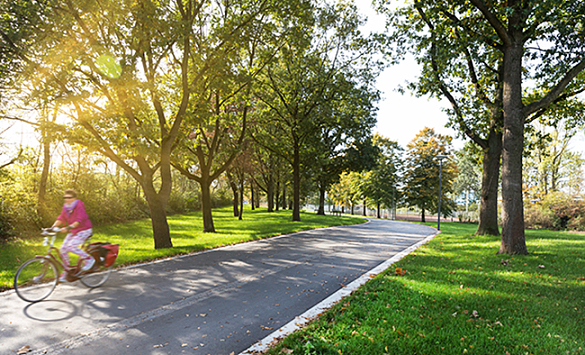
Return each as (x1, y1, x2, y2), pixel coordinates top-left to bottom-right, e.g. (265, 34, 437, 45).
(317, 187, 326, 215)
(143, 187, 173, 249)
(200, 174, 216, 233)
(37, 138, 51, 223)
(267, 173, 274, 212)
(362, 198, 366, 216)
(282, 183, 287, 210)
(376, 201, 381, 219)
(351, 203, 354, 215)
(499, 39, 528, 255)
(250, 180, 255, 211)
(476, 129, 502, 236)
(421, 208, 426, 223)
(227, 171, 239, 217)
(239, 179, 244, 220)
(275, 179, 280, 211)
(292, 143, 301, 221)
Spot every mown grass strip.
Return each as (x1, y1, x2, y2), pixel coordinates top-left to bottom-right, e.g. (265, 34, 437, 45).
(266, 223, 585, 355)
(0, 207, 364, 289)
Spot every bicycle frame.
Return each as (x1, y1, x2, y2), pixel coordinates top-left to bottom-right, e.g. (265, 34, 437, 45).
(38, 231, 92, 282)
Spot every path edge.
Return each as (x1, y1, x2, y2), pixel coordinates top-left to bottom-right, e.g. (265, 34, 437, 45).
(239, 229, 440, 354)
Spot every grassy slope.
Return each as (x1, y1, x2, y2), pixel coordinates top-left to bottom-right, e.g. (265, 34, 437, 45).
(267, 223, 585, 355)
(0, 207, 365, 290)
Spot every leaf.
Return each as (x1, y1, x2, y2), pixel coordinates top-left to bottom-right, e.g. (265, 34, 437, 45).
(17, 346, 31, 354)
(538, 265, 545, 269)
(472, 310, 479, 318)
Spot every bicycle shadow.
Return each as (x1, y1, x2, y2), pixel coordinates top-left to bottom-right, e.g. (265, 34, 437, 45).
(24, 300, 77, 322)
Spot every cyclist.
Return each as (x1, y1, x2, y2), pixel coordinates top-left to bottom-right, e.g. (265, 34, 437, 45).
(51, 189, 94, 282)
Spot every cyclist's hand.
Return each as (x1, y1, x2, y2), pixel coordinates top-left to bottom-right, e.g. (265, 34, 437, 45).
(59, 227, 69, 233)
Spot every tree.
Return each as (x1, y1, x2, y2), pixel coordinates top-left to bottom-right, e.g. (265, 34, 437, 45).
(403, 128, 456, 222)
(312, 76, 379, 216)
(380, 0, 585, 254)
(524, 119, 585, 200)
(255, 0, 380, 221)
(453, 146, 481, 217)
(361, 134, 402, 219)
(378, 0, 505, 236)
(1, 0, 283, 248)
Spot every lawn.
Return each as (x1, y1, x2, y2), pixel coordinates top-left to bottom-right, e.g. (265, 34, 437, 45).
(266, 223, 585, 355)
(0, 207, 365, 290)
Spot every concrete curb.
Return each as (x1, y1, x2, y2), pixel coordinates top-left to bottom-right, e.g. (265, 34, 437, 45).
(239, 229, 440, 354)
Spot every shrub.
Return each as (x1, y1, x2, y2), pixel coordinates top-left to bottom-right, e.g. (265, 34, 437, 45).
(525, 191, 585, 231)
(524, 203, 554, 230)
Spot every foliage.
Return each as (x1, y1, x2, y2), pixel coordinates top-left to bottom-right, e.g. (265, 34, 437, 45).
(254, 0, 381, 221)
(403, 128, 457, 219)
(0, 147, 204, 241)
(266, 223, 585, 355)
(524, 121, 585, 200)
(361, 134, 402, 214)
(453, 148, 481, 206)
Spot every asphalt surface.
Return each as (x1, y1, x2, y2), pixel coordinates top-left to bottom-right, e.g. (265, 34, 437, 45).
(0, 218, 436, 355)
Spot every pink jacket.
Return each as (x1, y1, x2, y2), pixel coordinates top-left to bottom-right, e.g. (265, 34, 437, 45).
(57, 200, 92, 235)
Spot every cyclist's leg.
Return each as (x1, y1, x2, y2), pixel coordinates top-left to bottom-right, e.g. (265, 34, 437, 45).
(60, 229, 93, 270)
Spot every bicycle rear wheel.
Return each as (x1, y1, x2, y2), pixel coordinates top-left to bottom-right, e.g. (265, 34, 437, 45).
(80, 255, 112, 288)
(14, 258, 58, 303)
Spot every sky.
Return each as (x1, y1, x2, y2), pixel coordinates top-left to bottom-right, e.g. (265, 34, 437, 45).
(356, 2, 463, 150)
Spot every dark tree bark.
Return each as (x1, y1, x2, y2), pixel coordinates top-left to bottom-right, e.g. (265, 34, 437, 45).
(226, 171, 239, 217)
(498, 39, 528, 254)
(143, 184, 172, 249)
(199, 173, 215, 233)
(476, 128, 502, 236)
(239, 178, 244, 220)
(275, 178, 280, 211)
(292, 143, 301, 221)
(317, 186, 326, 215)
(282, 183, 287, 210)
(250, 179, 255, 211)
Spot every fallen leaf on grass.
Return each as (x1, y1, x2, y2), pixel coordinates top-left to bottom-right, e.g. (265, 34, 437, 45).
(394, 268, 406, 276)
(538, 265, 545, 269)
(17, 346, 31, 354)
(500, 259, 509, 266)
(472, 310, 479, 318)
(280, 349, 293, 354)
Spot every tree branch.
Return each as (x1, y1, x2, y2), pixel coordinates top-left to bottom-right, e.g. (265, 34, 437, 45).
(468, 0, 511, 47)
(523, 59, 585, 117)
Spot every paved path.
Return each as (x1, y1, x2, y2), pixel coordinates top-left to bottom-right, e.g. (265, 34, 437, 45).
(0, 219, 436, 355)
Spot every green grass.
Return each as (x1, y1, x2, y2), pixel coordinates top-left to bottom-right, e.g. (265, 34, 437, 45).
(0, 207, 365, 290)
(267, 223, 585, 355)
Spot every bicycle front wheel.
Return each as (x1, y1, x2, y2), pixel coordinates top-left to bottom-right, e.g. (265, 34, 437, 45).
(80, 256, 112, 288)
(14, 258, 58, 303)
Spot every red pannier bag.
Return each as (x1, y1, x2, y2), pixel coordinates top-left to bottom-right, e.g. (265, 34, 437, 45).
(88, 242, 119, 267)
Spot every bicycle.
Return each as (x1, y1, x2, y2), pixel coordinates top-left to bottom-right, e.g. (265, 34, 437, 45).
(14, 228, 119, 303)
